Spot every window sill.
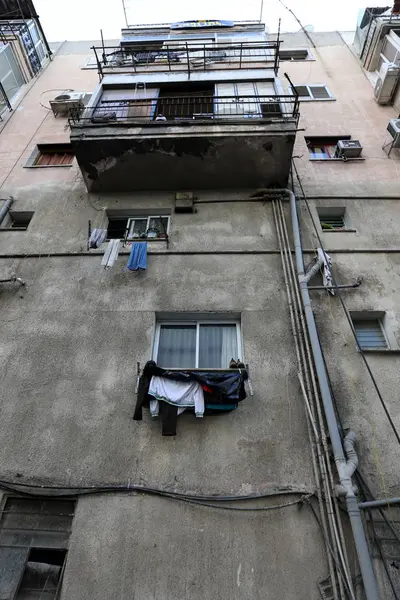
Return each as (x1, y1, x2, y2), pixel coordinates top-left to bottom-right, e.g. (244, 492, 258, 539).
(106, 238, 168, 243)
(163, 368, 245, 372)
(309, 158, 365, 162)
(298, 98, 335, 102)
(322, 228, 357, 233)
(24, 164, 73, 168)
(357, 349, 400, 354)
(0, 227, 28, 231)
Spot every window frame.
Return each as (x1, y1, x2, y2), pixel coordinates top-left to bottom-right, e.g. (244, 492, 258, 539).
(153, 319, 242, 369)
(107, 214, 170, 241)
(279, 48, 313, 61)
(25, 144, 75, 168)
(305, 135, 353, 161)
(292, 84, 334, 101)
(0, 211, 34, 231)
(317, 207, 356, 232)
(0, 496, 74, 600)
(351, 315, 390, 351)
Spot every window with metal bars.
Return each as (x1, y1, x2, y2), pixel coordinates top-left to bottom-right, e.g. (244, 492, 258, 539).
(317, 207, 346, 230)
(0, 497, 75, 600)
(352, 318, 388, 350)
(25, 144, 74, 168)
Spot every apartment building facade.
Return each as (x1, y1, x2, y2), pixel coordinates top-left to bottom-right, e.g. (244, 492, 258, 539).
(0, 9, 400, 600)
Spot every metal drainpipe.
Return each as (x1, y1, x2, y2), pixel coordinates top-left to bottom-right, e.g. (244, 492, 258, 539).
(0, 197, 13, 225)
(284, 188, 380, 600)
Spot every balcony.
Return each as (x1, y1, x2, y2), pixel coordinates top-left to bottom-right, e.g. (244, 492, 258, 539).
(92, 40, 280, 79)
(70, 92, 299, 192)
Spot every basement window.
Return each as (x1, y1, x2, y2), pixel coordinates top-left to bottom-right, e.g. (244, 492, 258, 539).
(25, 144, 74, 168)
(0, 211, 34, 230)
(107, 211, 170, 240)
(351, 314, 389, 350)
(0, 498, 75, 600)
(293, 84, 334, 100)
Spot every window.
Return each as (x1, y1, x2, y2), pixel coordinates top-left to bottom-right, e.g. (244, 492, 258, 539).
(25, 144, 74, 168)
(154, 319, 242, 369)
(352, 316, 388, 350)
(0, 211, 34, 230)
(317, 207, 346, 230)
(0, 497, 75, 600)
(279, 48, 311, 61)
(107, 212, 170, 240)
(156, 84, 214, 120)
(293, 85, 334, 100)
(305, 135, 351, 160)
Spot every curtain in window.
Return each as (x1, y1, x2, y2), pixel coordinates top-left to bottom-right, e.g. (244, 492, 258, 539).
(157, 325, 196, 368)
(199, 324, 238, 369)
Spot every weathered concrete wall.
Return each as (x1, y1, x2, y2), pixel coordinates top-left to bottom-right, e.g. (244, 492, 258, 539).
(71, 128, 296, 191)
(0, 31, 400, 600)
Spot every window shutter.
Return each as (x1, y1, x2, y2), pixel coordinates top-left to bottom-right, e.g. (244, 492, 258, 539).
(294, 85, 311, 97)
(353, 320, 388, 349)
(309, 85, 331, 99)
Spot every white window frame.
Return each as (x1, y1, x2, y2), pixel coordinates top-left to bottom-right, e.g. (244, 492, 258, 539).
(126, 215, 170, 239)
(153, 319, 242, 369)
(292, 84, 334, 101)
(107, 214, 170, 240)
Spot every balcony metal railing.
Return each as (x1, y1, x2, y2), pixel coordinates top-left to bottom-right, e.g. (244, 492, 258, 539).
(69, 93, 299, 127)
(92, 40, 281, 79)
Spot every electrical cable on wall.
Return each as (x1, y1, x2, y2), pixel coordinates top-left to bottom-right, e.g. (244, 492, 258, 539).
(276, 0, 316, 48)
(291, 158, 400, 446)
(0, 478, 314, 512)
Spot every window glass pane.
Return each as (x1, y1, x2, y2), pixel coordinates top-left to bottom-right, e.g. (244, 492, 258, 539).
(107, 218, 128, 239)
(309, 144, 330, 159)
(199, 324, 238, 368)
(294, 85, 310, 97)
(148, 217, 169, 236)
(157, 325, 196, 368)
(128, 219, 147, 239)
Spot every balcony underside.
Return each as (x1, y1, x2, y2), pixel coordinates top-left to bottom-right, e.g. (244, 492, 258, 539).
(71, 122, 297, 191)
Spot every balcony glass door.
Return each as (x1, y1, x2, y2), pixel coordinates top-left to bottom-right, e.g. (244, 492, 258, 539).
(215, 82, 276, 119)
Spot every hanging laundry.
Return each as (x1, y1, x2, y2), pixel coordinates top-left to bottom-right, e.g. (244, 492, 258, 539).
(134, 361, 248, 435)
(89, 228, 107, 249)
(101, 239, 120, 268)
(317, 248, 334, 295)
(126, 242, 147, 271)
(149, 375, 204, 417)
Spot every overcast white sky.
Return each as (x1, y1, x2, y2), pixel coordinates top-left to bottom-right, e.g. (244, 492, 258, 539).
(34, 0, 391, 42)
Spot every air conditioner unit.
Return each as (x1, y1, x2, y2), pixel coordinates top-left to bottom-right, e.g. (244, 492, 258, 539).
(387, 118, 400, 148)
(49, 92, 89, 117)
(335, 139, 363, 159)
(374, 63, 400, 104)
